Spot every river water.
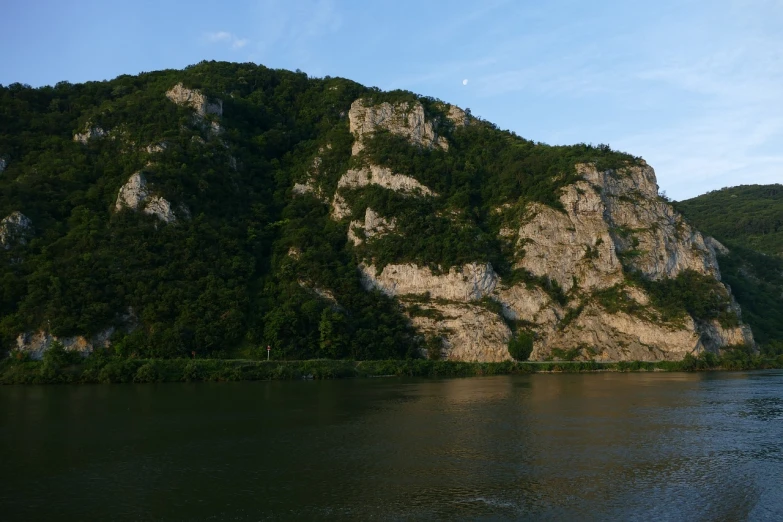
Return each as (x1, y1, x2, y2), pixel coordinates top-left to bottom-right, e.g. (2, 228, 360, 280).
(1, 371, 782, 521)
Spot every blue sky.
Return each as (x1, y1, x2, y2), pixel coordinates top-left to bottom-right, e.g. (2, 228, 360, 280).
(3, 0, 781, 199)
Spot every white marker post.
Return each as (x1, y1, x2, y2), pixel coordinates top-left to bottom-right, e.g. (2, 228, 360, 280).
(267, 345, 271, 361)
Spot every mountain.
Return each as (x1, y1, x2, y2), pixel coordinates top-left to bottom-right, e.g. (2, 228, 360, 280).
(677, 186, 783, 353)
(678, 185, 783, 257)
(0, 61, 756, 362)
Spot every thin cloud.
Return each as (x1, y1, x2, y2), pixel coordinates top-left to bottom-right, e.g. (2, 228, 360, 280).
(204, 31, 250, 51)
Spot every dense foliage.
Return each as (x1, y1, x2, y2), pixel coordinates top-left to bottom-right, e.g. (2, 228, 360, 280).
(0, 61, 419, 359)
(716, 247, 783, 354)
(676, 187, 783, 353)
(350, 124, 642, 274)
(677, 184, 783, 257)
(3, 348, 780, 385)
(1, 61, 776, 361)
(0, 61, 646, 360)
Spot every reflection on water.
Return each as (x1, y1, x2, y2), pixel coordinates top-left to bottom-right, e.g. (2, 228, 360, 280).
(1, 371, 782, 521)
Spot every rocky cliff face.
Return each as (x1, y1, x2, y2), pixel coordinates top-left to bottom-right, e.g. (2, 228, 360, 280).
(15, 329, 114, 360)
(166, 83, 223, 118)
(321, 97, 754, 362)
(348, 208, 396, 246)
(73, 123, 108, 144)
(115, 172, 178, 223)
(0, 211, 32, 248)
(349, 98, 449, 154)
(166, 83, 224, 136)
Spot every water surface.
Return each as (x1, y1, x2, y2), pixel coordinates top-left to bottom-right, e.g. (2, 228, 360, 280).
(1, 371, 782, 520)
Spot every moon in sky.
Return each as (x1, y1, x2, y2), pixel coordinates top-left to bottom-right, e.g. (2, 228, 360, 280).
(462, 79, 468, 86)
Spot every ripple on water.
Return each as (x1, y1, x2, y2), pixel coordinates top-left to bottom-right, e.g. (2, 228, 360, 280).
(0, 372, 782, 521)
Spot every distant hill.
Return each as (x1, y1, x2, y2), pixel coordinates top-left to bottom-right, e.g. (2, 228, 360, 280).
(677, 184, 783, 257)
(677, 185, 783, 353)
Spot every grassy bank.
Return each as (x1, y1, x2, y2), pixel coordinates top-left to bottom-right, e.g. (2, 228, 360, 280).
(2, 350, 783, 385)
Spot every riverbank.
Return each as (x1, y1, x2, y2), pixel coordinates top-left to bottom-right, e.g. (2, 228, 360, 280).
(2, 351, 783, 385)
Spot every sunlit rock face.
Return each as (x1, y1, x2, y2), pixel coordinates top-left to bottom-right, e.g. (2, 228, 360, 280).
(15, 328, 115, 360)
(323, 100, 753, 361)
(115, 172, 178, 223)
(0, 211, 32, 248)
(73, 124, 108, 144)
(348, 98, 448, 155)
(166, 83, 223, 118)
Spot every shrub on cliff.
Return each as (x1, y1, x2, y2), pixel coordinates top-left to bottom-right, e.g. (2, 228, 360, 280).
(508, 331, 534, 361)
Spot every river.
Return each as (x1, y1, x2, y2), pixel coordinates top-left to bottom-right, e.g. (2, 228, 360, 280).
(1, 371, 782, 520)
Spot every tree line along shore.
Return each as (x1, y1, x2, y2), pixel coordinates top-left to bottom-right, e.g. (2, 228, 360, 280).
(2, 347, 781, 385)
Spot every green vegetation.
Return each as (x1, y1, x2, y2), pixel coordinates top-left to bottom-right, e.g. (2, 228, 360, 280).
(549, 347, 583, 361)
(716, 247, 783, 354)
(677, 184, 783, 257)
(1, 61, 779, 366)
(631, 269, 739, 327)
(0, 61, 645, 360)
(507, 330, 534, 361)
(2, 349, 780, 385)
(676, 186, 783, 353)
(0, 63, 416, 359)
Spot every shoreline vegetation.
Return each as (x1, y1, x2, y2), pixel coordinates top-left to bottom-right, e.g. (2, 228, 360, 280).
(2, 349, 782, 385)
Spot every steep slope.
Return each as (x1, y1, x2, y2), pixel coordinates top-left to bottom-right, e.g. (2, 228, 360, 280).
(0, 61, 756, 361)
(678, 184, 783, 257)
(677, 186, 783, 353)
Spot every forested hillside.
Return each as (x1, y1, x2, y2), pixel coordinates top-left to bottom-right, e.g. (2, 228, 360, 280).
(677, 186, 783, 353)
(0, 61, 764, 361)
(678, 185, 783, 257)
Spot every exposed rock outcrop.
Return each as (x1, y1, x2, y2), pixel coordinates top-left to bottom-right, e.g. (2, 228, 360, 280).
(348, 208, 396, 246)
(446, 105, 469, 127)
(143, 196, 176, 223)
(0, 211, 32, 248)
(332, 165, 436, 219)
(580, 163, 721, 280)
(15, 328, 114, 360)
(353, 262, 509, 361)
(513, 163, 722, 295)
(360, 262, 497, 301)
(166, 83, 223, 118)
(697, 320, 754, 352)
(537, 304, 701, 361)
(306, 96, 752, 362)
(73, 124, 108, 144)
(145, 141, 168, 154)
(114, 172, 179, 223)
(349, 98, 448, 155)
(705, 236, 730, 256)
(166, 83, 223, 136)
(292, 153, 329, 202)
(352, 160, 753, 362)
(0, 157, 7, 173)
(516, 189, 624, 293)
(406, 301, 512, 362)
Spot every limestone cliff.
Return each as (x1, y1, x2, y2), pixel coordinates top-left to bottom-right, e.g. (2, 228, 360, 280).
(349, 98, 449, 154)
(15, 329, 114, 360)
(348, 208, 396, 246)
(321, 97, 754, 362)
(0, 211, 32, 248)
(166, 83, 223, 118)
(166, 83, 224, 136)
(73, 123, 108, 144)
(114, 172, 179, 223)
